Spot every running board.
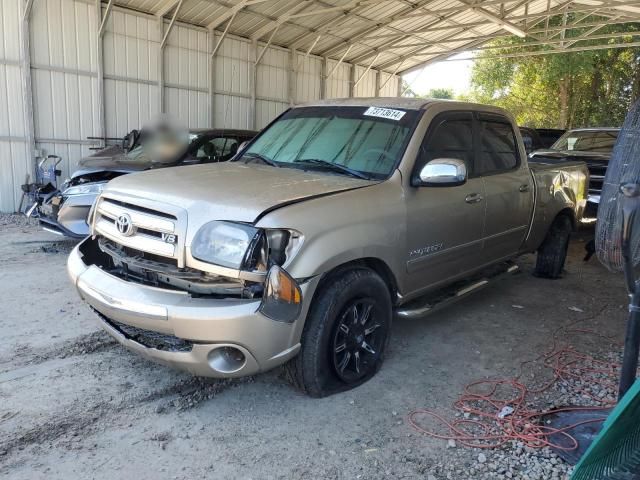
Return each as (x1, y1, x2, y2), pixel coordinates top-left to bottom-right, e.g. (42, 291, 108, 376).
(395, 262, 519, 319)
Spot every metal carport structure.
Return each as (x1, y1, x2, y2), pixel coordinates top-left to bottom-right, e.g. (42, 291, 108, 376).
(1, 0, 639, 212)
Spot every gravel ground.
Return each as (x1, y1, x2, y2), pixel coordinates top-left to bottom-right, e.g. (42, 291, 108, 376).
(0, 214, 631, 479)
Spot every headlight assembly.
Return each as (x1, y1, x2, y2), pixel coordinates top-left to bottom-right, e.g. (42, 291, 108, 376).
(191, 221, 268, 271)
(63, 182, 105, 196)
(191, 221, 303, 273)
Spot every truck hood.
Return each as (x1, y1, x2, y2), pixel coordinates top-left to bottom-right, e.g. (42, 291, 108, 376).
(104, 162, 377, 223)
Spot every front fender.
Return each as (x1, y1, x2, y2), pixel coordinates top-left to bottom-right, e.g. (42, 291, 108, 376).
(256, 171, 408, 292)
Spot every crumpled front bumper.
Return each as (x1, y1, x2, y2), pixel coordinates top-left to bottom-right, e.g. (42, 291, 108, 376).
(67, 240, 316, 377)
(38, 192, 96, 238)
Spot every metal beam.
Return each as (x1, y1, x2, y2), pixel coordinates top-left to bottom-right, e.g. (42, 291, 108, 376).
(160, 0, 184, 49)
(156, 0, 181, 18)
(98, 0, 115, 37)
(206, 0, 274, 30)
(209, 29, 215, 127)
(288, 48, 296, 106)
(96, 0, 114, 144)
(353, 52, 380, 89)
(386, 29, 640, 54)
(250, 0, 313, 41)
(349, 62, 356, 97)
(325, 45, 352, 80)
(296, 34, 321, 70)
(158, 16, 165, 113)
(468, 4, 527, 37)
(435, 39, 640, 61)
(210, 12, 237, 58)
(254, 24, 280, 65)
(22, 0, 34, 21)
(320, 56, 327, 99)
(318, 0, 440, 58)
(250, 39, 257, 129)
(378, 60, 403, 92)
(19, 0, 36, 209)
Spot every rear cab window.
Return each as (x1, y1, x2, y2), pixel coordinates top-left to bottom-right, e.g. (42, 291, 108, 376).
(476, 116, 520, 176)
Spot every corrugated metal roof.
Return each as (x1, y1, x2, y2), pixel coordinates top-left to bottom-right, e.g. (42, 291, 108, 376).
(105, 0, 640, 73)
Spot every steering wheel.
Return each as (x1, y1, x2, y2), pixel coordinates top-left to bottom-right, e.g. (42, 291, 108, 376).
(362, 148, 394, 161)
(123, 129, 140, 151)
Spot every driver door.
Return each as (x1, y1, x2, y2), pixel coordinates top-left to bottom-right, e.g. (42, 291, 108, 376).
(405, 112, 486, 295)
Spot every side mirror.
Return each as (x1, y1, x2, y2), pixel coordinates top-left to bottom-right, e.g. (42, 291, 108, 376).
(415, 158, 467, 187)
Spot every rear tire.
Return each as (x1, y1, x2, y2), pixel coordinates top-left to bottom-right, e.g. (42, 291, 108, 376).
(285, 268, 392, 397)
(534, 215, 572, 279)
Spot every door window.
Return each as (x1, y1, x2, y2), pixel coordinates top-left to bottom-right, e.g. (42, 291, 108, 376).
(476, 120, 519, 175)
(419, 116, 474, 172)
(195, 137, 240, 162)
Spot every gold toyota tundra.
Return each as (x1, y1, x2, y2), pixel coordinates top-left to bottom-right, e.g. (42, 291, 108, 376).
(68, 99, 588, 397)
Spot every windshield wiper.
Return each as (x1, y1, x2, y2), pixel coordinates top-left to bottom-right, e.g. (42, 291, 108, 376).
(239, 152, 280, 168)
(293, 159, 371, 180)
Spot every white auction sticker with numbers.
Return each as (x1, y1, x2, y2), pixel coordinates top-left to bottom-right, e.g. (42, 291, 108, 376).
(363, 106, 406, 121)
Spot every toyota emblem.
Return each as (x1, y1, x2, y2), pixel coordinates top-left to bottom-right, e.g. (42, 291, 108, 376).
(115, 213, 134, 236)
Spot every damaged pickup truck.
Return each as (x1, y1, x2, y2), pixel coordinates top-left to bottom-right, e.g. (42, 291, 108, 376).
(68, 99, 588, 397)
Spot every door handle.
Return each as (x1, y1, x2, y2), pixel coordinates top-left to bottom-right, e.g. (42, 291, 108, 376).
(519, 184, 530, 193)
(465, 193, 483, 204)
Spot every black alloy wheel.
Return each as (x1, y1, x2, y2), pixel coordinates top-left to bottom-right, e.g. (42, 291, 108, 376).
(331, 299, 384, 383)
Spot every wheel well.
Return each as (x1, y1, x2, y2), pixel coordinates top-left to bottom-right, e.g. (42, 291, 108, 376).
(556, 208, 578, 231)
(315, 258, 399, 304)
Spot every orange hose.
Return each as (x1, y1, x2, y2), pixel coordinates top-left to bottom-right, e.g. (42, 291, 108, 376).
(408, 316, 620, 450)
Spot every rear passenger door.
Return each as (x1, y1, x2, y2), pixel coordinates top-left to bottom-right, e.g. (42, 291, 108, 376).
(476, 114, 533, 261)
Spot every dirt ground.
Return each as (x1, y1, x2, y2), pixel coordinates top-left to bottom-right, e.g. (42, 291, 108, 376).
(0, 217, 629, 480)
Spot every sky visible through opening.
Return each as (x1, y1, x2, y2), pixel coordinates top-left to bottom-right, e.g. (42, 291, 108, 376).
(401, 54, 474, 97)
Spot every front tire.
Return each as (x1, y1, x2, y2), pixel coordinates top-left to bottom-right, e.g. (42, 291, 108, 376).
(534, 215, 572, 279)
(285, 268, 392, 397)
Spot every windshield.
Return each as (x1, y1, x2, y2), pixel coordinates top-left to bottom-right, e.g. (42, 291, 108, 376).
(551, 130, 618, 153)
(241, 106, 420, 179)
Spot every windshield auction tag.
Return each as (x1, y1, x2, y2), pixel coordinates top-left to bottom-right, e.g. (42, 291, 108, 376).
(363, 107, 406, 121)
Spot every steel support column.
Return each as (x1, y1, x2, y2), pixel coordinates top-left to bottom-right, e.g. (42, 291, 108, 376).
(158, 17, 165, 113)
(288, 48, 296, 106)
(96, 0, 114, 146)
(349, 63, 356, 98)
(250, 39, 257, 129)
(320, 56, 327, 99)
(208, 30, 215, 127)
(19, 0, 36, 197)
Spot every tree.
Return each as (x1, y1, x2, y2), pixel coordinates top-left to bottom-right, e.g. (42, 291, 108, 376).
(400, 83, 455, 99)
(467, 22, 640, 129)
(427, 88, 454, 99)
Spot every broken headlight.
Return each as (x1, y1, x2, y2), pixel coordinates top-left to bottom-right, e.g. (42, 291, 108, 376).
(191, 221, 303, 272)
(63, 182, 106, 196)
(192, 221, 266, 270)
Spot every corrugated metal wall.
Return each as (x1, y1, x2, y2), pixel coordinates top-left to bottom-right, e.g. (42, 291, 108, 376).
(103, 9, 159, 136)
(0, 0, 400, 212)
(0, 0, 28, 211)
(31, 0, 100, 186)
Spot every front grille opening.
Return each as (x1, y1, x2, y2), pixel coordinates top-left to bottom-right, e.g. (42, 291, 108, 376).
(93, 309, 193, 352)
(85, 236, 263, 299)
(101, 197, 177, 220)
